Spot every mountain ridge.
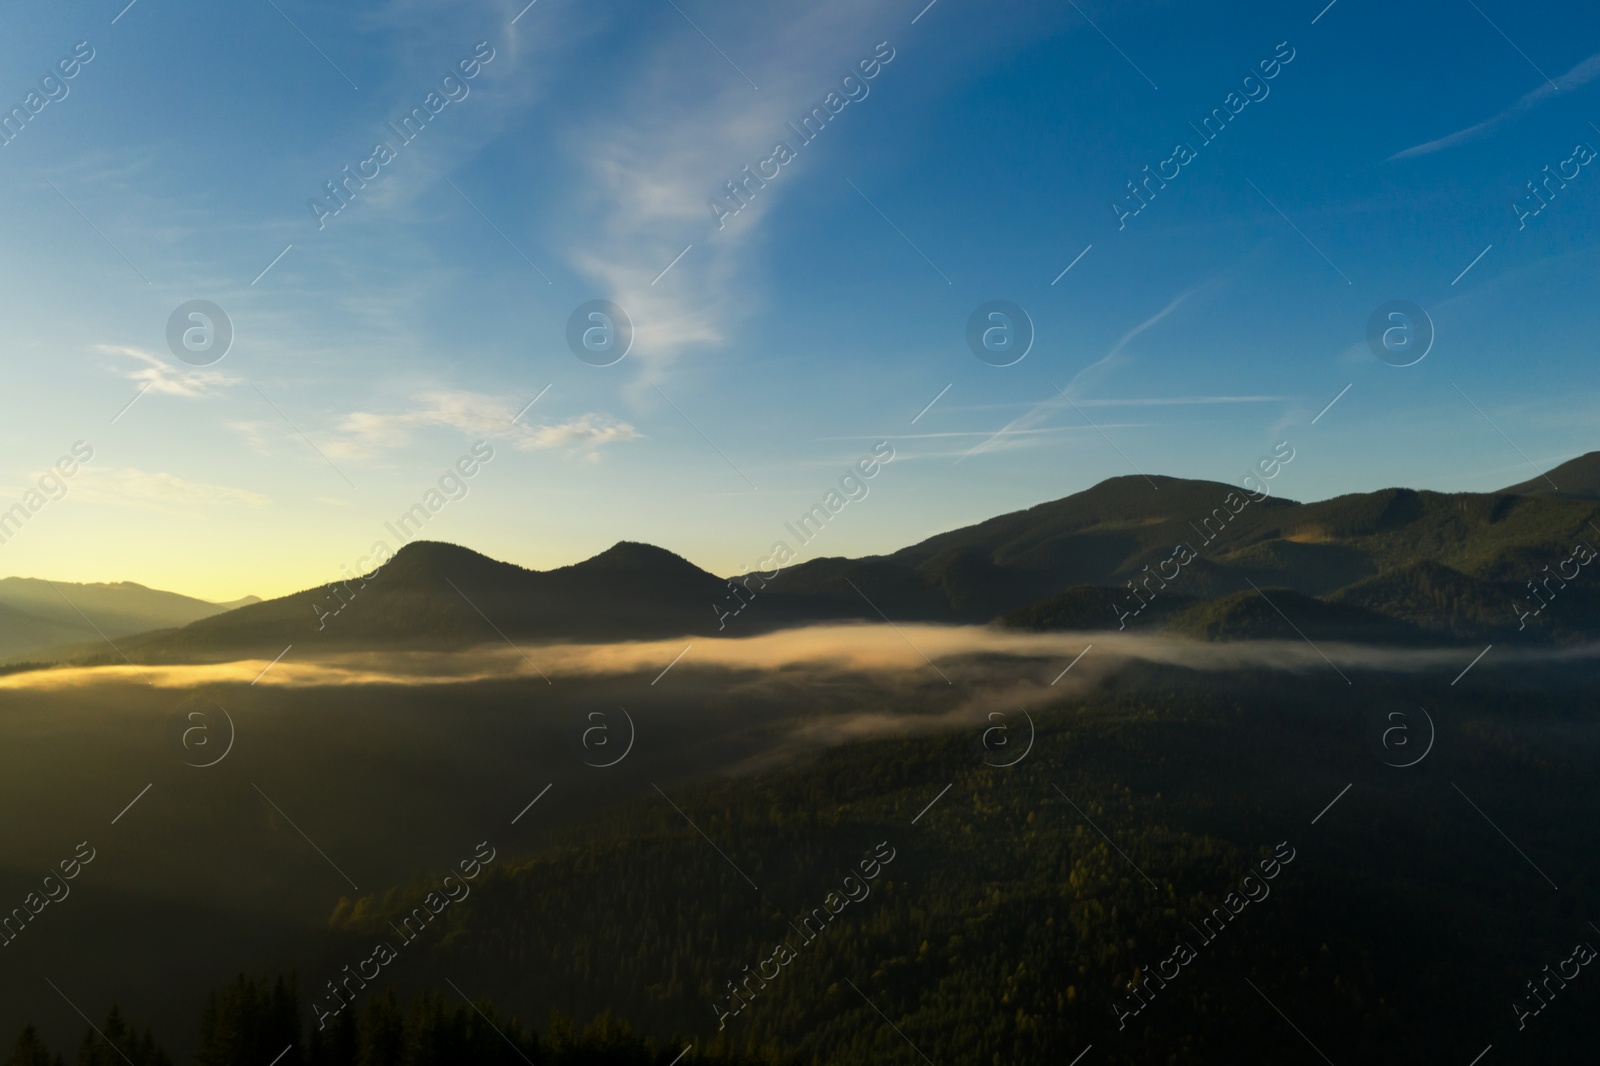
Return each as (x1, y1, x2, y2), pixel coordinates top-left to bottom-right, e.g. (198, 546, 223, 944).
(14, 452, 1600, 666)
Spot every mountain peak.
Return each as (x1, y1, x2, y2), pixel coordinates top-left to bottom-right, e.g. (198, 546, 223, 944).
(578, 541, 703, 574)
(380, 540, 528, 580)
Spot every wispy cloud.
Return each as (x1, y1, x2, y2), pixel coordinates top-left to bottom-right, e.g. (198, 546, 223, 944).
(324, 390, 641, 461)
(330, 390, 527, 456)
(1390, 50, 1600, 159)
(525, 414, 644, 459)
(823, 396, 1288, 441)
(69, 467, 270, 509)
(98, 345, 239, 398)
(553, 1, 894, 386)
(227, 420, 281, 456)
(955, 283, 1210, 462)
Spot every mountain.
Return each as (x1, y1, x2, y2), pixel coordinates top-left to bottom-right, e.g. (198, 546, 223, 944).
(757, 475, 1600, 642)
(746, 475, 1294, 625)
(0, 600, 88, 659)
(115, 540, 734, 662)
(0, 577, 258, 661)
(23, 451, 1600, 667)
(1498, 450, 1600, 498)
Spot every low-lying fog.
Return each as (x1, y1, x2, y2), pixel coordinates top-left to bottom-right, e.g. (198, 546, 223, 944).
(6, 622, 1588, 693)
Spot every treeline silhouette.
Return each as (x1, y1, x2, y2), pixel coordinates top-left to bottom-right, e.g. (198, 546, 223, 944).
(6, 976, 771, 1066)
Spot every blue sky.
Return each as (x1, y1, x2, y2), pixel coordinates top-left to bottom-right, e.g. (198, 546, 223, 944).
(1, 0, 1598, 599)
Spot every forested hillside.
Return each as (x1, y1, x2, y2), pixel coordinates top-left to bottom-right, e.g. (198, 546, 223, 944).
(287, 670, 1599, 1063)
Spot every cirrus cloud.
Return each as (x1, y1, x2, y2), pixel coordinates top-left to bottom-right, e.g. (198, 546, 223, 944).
(1390, 50, 1600, 160)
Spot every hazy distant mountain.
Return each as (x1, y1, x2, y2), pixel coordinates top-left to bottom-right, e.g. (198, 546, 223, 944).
(26, 451, 1600, 667)
(1499, 451, 1600, 499)
(0, 578, 258, 661)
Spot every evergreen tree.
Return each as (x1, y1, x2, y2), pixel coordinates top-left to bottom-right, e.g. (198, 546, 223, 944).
(196, 975, 302, 1066)
(354, 993, 403, 1066)
(306, 1004, 357, 1066)
(5, 1025, 63, 1066)
(73, 1008, 168, 1066)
